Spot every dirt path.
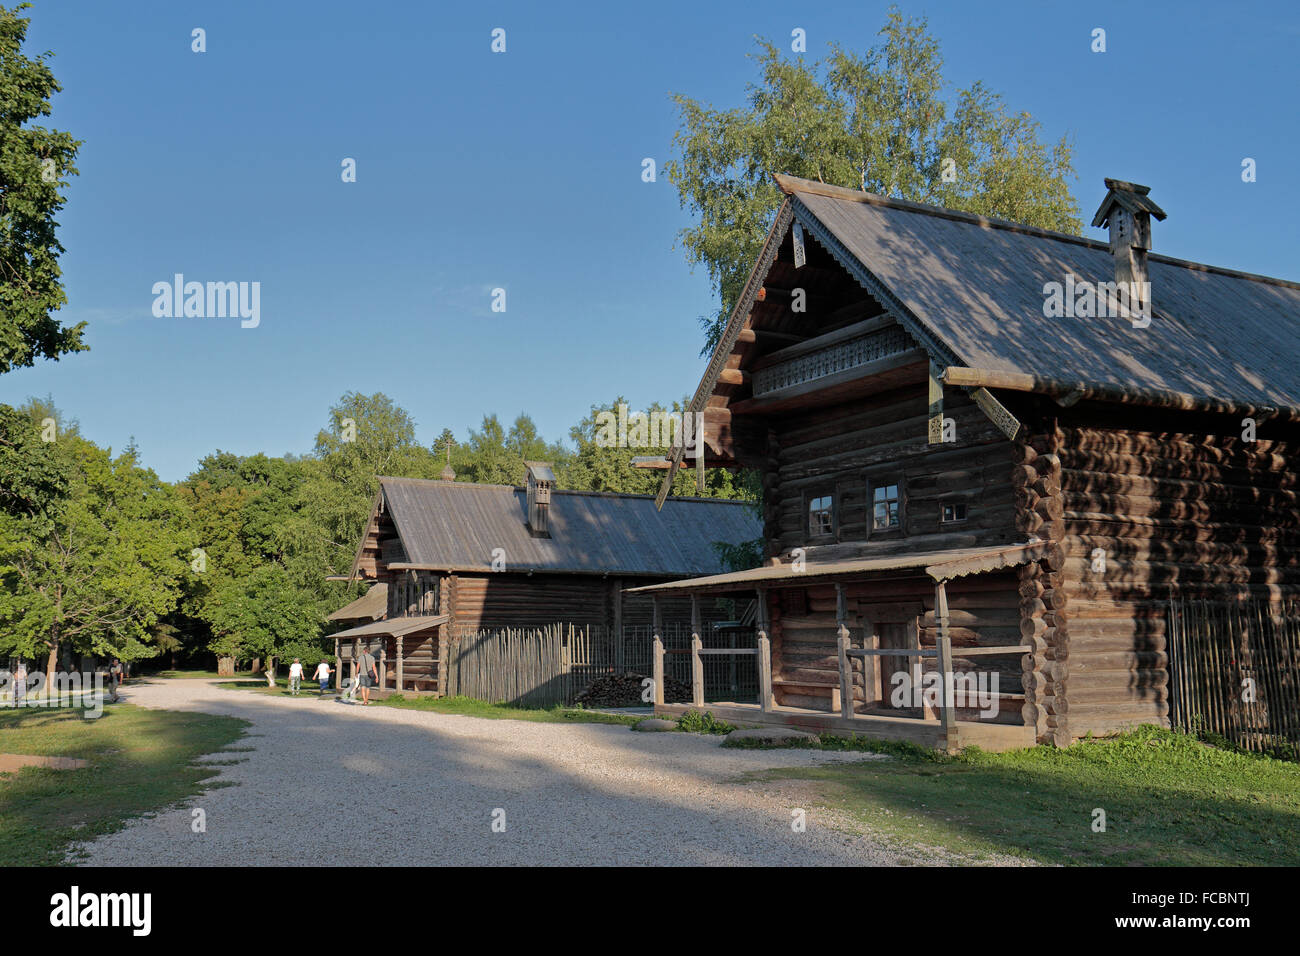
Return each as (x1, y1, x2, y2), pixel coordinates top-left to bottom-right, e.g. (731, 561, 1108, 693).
(70, 679, 1020, 866)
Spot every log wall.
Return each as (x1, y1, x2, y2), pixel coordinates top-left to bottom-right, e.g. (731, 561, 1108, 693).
(766, 383, 1019, 559)
(1020, 401, 1300, 742)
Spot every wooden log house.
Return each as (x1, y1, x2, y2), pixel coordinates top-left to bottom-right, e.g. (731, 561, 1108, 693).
(328, 463, 760, 695)
(631, 174, 1300, 751)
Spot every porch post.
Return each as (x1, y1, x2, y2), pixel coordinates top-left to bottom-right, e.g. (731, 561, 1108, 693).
(934, 579, 957, 746)
(396, 633, 404, 693)
(351, 638, 359, 687)
(651, 596, 665, 706)
(379, 641, 388, 691)
(835, 583, 853, 721)
(690, 593, 704, 708)
(333, 638, 341, 690)
(755, 589, 772, 713)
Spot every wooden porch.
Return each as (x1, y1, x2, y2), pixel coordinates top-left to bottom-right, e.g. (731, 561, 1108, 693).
(642, 556, 1041, 753)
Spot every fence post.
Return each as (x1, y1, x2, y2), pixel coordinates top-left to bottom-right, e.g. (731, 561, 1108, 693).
(690, 594, 704, 708)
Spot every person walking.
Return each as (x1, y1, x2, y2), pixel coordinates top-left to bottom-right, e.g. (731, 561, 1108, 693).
(288, 658, 304, 696)
(357, 644, 378, 705)
(109, 660, 123, 702)
(13, 661, 28, 707)
(313, 659, 333, 696)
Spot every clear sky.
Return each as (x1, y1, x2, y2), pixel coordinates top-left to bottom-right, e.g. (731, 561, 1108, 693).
(3, 0, 1297, 482)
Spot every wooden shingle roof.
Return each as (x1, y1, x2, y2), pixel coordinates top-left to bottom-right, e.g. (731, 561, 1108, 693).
(779, 174, 1300, 413)
(376, 477, 760, 577)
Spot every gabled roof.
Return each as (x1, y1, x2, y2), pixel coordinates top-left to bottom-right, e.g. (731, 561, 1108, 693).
(327, 583, 387, 623)
(778, 174, 1300, 412)
(371, 477, 760, 578)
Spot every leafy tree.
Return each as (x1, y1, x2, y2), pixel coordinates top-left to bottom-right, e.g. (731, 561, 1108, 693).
(0, 416, 193, 675)
(0, 396, 71, 522)
(667, 8, 1080, 352)
(307, 391, 438, 575)
(561, 396, 757, 500)
(0, 3, 83, 373)
(205, 565, 325, 684)
(452, 413, 567, 486)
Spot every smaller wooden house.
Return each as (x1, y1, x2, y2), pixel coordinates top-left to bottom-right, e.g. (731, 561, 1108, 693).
(328, 465, 760, 694)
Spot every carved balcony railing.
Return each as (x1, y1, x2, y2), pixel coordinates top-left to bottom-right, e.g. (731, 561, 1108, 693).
(751, 325, 914, 396)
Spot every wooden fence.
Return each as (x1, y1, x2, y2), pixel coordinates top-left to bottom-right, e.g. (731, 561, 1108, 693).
(443, 622, 757, 708)
(1167, 597, 1300, 758)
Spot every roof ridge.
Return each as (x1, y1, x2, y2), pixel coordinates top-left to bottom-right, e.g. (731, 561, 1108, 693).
(774, 173, 1300, 292)
(377, 475, 754, 505)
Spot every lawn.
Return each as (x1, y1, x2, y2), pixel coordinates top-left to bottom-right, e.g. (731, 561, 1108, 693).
(0, 704, 247, 866)
(748, 725, 1300, 866)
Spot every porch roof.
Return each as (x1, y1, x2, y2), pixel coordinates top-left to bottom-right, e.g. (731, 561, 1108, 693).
(625, 541, 1048, 595)
(330, 614, 448, 640)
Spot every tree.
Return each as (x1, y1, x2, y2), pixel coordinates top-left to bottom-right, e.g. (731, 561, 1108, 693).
(0, 415, 193, 676)
(561, 396, 757, 500)
(306, 392, 438, 575)
(205, 565, 324, 685)
(667, 8, 1080, 353)
(0, 3, 83, 373)
(0, 396, 71, 521)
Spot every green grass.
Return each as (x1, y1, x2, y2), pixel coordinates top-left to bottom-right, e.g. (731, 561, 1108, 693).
(376, 694, 643, 726)
(745, 724, 1300, 866)
(0, 704, 247, 866)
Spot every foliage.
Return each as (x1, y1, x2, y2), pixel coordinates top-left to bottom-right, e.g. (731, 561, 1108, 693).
(0, 3, 84, 373)
(667, 8, 1080, 352)
(0, 404, 193, 667)
(676, 710, 735, 735)
(561, 396, 758, 500)
(0, 396, 71, 524)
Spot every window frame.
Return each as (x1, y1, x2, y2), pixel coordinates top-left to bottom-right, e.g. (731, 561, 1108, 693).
(804, 489, 838, 542)
(866, 475, 905, 538)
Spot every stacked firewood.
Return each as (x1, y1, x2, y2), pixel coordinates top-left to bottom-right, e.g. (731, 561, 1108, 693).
(575, 672, 692, 707)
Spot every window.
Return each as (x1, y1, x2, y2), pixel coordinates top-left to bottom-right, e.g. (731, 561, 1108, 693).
(808, 494, 835, 537)
(941, 502, 969, 523)
(872, 482, 901, 530)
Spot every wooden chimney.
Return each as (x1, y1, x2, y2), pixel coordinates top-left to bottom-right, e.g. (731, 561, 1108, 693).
(1091, 178, 1167, 317)
(524, 461, 554, 537)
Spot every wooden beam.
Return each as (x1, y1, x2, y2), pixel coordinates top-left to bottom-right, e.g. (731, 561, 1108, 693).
(934, 581, 957, 747)
(690, 594, 704, 707)
(651, 596, 665, 706)
(928, 360, 945, 444)
(755, 589, 773, 712)
(835, 583, 853, 721)
(395, 634, 404, 693)
(716, 368, 748, 386)
(969, 386, 1022, 441)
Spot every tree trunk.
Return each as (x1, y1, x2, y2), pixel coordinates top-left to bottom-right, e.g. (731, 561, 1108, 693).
(216, 655, 235, 677)
(264, 657, 277, 687)
(45, 639, 59, 699)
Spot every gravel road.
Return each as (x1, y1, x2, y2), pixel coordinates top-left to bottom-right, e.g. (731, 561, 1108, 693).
(70, 679, 1017, 866)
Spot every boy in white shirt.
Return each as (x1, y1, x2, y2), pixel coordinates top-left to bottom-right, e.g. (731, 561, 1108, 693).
(288, 659, 304, 696)
(313, 659, 333, 696)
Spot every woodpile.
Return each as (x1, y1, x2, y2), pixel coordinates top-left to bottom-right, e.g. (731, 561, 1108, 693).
(576, 672, 692, 707)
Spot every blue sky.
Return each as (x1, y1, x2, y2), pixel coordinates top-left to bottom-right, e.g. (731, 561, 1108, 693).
(3, 0, 1297, 481)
